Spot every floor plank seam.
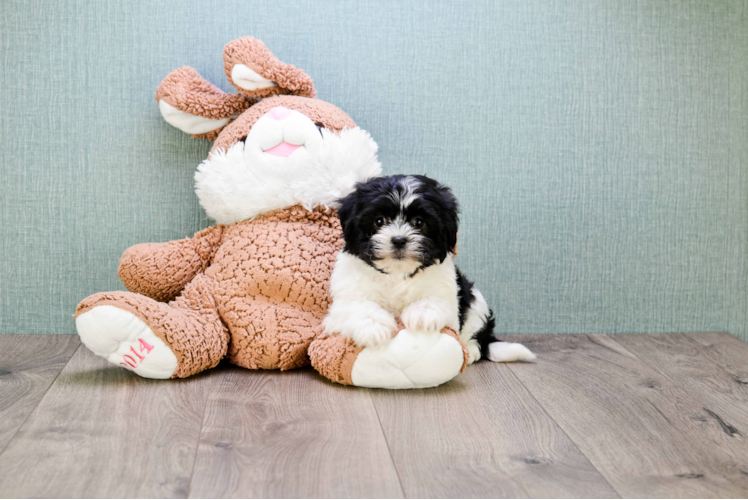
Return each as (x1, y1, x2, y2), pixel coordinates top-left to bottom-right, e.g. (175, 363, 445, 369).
(0, 342, 82, 460)
(503, 357, 624, 499)
(186, 374, 217, 499)
(589, 333, 748, 495)
(615, 334, 747, 437)
(368, 390, 408, 499)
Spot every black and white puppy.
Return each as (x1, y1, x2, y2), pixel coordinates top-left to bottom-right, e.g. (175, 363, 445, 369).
(323, 175, 535, 364)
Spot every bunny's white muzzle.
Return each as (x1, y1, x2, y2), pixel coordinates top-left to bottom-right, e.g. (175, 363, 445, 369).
(194, 108, 382, 225)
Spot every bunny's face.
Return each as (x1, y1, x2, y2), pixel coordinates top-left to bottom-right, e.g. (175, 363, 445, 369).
(156, 37, 381, 224)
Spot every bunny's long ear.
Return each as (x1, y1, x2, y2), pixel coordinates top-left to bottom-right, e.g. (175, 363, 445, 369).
(155, 67, 253, 140)
(223, 37, 316, 99)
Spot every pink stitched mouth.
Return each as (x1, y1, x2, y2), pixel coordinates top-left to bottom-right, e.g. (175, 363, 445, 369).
(264, 142, 302, 157)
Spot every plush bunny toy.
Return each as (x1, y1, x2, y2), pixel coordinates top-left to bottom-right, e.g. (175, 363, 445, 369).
(74, 37, 469, 389)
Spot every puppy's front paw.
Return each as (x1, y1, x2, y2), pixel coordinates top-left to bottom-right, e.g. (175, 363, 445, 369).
(352, 312, 397, 348)
(401, 300, 449, 332)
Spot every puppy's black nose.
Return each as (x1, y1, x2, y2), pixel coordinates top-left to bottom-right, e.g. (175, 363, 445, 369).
(391, 236, 408, 248)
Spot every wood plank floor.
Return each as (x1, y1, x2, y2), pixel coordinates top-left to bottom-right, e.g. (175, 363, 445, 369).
(1, 333, 747, 498)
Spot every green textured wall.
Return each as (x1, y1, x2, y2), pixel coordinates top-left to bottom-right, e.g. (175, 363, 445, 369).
(1, 0, 746, 339)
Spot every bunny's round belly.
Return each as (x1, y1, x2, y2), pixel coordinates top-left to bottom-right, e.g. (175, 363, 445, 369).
(210, 221, 341, 309)
(203, 206, 343, 369)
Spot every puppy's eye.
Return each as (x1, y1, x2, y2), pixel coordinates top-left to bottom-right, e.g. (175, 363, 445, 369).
(413, 217, 424, 229)
(375, 217, 385, 227)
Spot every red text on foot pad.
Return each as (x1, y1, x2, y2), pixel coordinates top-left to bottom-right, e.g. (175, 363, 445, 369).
(120, 338, 155, 369)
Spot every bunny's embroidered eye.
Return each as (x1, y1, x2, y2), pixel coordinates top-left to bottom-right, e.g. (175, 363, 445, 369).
(316, 124, 324, 137)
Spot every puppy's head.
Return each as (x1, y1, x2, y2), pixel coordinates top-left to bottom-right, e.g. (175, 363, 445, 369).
(337, 175, 458, 276)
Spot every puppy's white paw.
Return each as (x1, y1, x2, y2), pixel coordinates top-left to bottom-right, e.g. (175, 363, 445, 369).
(323, 300, 398, 348)
(401, 300, 449, 332)
(466, 339, 481, 364)
(351, 311, 397, 348)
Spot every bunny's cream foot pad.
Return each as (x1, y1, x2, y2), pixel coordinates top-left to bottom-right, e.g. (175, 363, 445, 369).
(76, 305, 178, 379)
(351, 328, 466, 389)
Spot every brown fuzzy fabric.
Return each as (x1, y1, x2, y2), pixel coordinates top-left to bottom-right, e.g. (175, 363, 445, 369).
(308, 332, 364, 386)
(212, 206, 342, 370)
(155, 67, 253, 119)
(155, 66, 254, 138)
(118, 226, 225, 302)
(77, 205, 342, 376)
(223, 37, 316, 99)
(211, 95, 357, 154)
(192, 129, 222, 142)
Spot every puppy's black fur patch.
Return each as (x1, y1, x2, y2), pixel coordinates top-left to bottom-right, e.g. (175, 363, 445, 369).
(456, 268, 499, 359)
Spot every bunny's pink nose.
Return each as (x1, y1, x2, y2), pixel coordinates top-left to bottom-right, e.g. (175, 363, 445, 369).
(268, 106, 292, 120)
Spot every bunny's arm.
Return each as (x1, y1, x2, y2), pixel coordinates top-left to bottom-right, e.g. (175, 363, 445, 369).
(117, 226, 225, 302)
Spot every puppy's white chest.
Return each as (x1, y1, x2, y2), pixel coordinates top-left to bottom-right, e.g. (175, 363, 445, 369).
(370, 277, 428, 315)
(331, 253, 459, 321)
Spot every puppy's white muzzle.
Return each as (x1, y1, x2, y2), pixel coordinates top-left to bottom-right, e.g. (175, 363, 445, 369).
(371, 221, 425, 274)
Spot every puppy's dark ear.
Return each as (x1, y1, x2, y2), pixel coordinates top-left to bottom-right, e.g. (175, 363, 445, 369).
(415, 176, 459, 261)
(439, 185, 459, 258)
(336, 191, 361, 254)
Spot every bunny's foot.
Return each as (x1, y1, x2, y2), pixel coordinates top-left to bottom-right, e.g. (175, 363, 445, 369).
(76, 304, 178, 379)
(309, 326, 468, 389)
